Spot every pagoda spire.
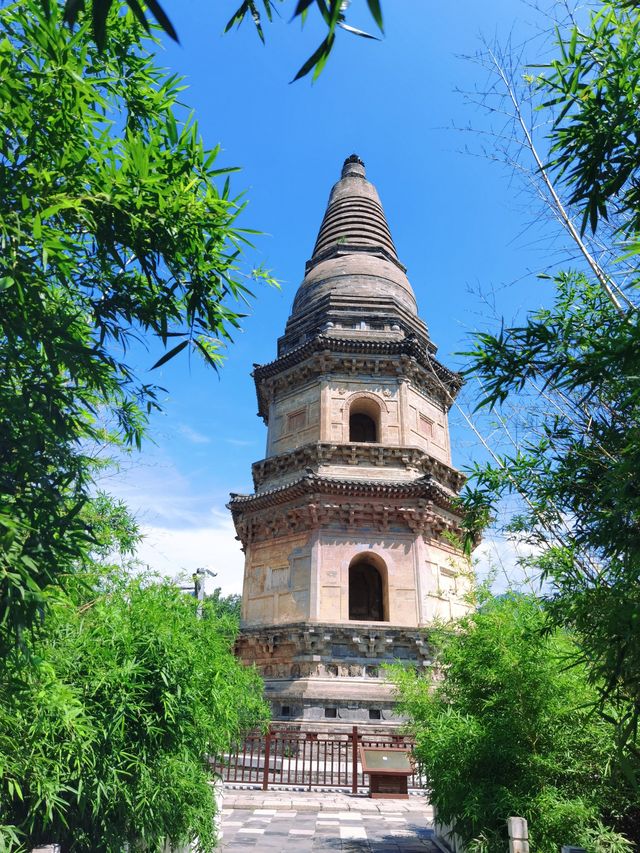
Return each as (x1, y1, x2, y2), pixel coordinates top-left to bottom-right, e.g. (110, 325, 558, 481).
(308, 155, 399, 269)
(279, 156, 431, 356)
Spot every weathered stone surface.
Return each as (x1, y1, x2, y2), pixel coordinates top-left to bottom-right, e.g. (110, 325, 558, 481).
(235, 622, 433, 726)
(229, 156, 473, 726)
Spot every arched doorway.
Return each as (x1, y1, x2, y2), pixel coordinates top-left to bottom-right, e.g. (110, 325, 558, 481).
(349, 412, 376, 442)
(348, 397, 381, 443)
(349, 558, 387, 621)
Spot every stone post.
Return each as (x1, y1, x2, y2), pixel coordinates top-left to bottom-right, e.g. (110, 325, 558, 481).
(212, 774, 224, 843)
(507, 816, 529, 853)
(193, 567, 208, 619)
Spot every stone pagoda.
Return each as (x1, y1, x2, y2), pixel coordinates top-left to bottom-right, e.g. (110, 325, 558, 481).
(229, 155, 471, 728)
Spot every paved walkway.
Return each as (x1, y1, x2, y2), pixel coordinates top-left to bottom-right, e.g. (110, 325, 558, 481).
(219, 788, 437, 852)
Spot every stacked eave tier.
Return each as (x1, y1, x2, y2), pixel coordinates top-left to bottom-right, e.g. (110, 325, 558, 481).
(277, 154, 434, 355)
(252, 333, 463, 422)
(250, 441, 465, 494)
(228, 472, 465, 548)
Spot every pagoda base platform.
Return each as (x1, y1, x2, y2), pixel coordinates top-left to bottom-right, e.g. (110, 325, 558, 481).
(235, 621, 433, 726)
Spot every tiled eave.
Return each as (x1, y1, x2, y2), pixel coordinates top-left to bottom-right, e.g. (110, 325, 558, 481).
(254, 333, 460, 385)
(228, 472, 459, 517)
(251, 442, 466, 494)
(252, 334, 463, 419)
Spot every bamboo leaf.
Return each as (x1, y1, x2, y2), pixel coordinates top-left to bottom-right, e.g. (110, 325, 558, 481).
(366, 0, 384, 32)
(150, 339, 189, 369)
(145, 0, 179, 42)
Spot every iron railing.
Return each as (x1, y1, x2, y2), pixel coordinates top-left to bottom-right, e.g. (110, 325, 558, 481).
(211, 725, 424, 793)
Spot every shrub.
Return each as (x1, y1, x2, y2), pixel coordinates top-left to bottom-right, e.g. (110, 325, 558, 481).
(0, 572, 268, 852)
(393, 594, 634, 853)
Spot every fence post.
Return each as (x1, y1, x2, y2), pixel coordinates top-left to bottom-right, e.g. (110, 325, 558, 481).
(351, 726, 358, 795)
(262, 727, 271, 791)
(507, 817, 529, 853)
(308, 733, 315, 792)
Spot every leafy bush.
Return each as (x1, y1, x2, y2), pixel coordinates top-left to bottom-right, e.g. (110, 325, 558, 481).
(0, 569, 268, 852)
(393, 594, 634, 853)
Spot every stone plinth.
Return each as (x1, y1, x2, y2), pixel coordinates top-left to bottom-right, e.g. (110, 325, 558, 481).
(236, 622, 433, 727)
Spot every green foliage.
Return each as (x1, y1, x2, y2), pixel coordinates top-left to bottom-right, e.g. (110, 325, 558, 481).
(0, 0, 272, 647)
(540, 4, 640, 239)
(0, 7, 272, 844)
(462, 271, 640, 783)
(207, 588, 242, 622)
(460, 1, 640, 788)
(0, 575, 268, 851)
(82, 491, 142, 560)
(393, 595, 634, 853)
(46, 0, 384, 82)
(463, 271, 640, 566)
(0, 2, 273, 848)
(0, 497, 268, 852)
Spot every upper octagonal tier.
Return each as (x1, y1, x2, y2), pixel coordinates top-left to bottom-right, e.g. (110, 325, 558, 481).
(279, 156, 430, 355)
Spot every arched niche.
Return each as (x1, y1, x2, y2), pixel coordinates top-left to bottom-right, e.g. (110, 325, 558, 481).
(348, 553, 388, 622)
(348, 395, 382, 443)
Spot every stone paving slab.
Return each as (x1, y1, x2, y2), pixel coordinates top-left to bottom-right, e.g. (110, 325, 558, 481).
(218, 786, 437, 852)
(223, 786, 432, 814)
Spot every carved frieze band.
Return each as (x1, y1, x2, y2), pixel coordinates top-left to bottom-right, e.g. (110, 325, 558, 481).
(255, 347, 460, 420)
(232, 496, 462, 547)
(236, 623, 433, 668)
(252, 441, 465, 493)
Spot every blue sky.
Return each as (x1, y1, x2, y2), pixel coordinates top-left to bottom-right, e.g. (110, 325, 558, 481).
(109, 0, 572, 593)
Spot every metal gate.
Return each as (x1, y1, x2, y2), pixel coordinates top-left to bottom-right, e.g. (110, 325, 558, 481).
(211, 725, 423, 793)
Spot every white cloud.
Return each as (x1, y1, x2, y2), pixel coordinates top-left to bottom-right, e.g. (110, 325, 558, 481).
(178, 424, 211, 445)
(95, 452, 247, 595)
(97, 453, 238, 528)
(136, 516, 245, 596)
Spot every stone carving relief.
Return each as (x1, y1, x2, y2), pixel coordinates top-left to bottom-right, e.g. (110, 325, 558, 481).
(234, 497, 461, 547)
(239, 624, 433, 667)
(247, 566, 266, 596)
(251, 441, 464, 492)
(289, 547, 310, 588)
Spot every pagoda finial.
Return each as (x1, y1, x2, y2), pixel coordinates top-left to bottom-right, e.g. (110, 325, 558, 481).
(341, 154, 365, 179)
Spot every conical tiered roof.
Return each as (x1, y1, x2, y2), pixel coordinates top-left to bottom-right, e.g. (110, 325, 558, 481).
(279, 156, 431, 355)
(310, 155, 398, 264)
